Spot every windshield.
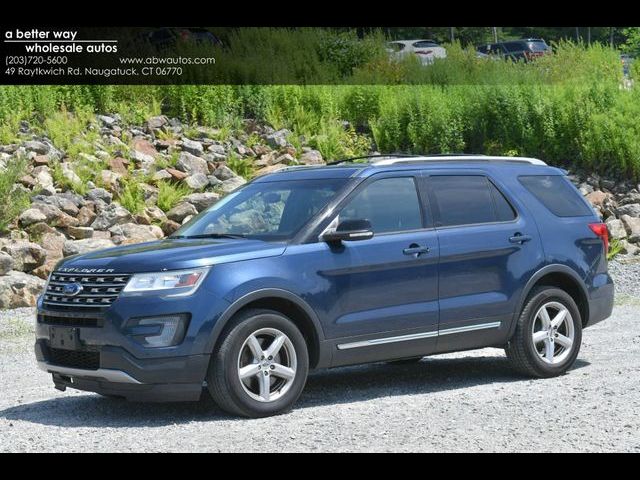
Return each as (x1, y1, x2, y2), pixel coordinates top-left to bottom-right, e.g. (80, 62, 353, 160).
(172, 178, 349, 241)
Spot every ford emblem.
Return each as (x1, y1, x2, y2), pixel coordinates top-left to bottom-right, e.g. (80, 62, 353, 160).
(62, 283, 83, 297)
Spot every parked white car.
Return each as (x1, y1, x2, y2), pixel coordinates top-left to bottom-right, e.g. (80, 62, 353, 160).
(386, 39, 447, 65)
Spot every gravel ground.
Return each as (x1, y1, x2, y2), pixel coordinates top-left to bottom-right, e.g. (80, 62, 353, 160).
(0, 267, 639, 452)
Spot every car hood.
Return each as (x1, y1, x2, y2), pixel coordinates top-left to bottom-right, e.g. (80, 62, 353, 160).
(56, 238, 286, 273)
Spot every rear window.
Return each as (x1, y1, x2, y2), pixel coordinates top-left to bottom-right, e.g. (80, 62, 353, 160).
(413, 41, 439, 48)
(519, 175, 593, 217)
(429, 175, 516, 227)
(528, 41, 549, 52)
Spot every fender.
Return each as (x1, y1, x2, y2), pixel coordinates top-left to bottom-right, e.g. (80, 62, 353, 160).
(507, 263, 589, 338)
(204, 288, 329, 365)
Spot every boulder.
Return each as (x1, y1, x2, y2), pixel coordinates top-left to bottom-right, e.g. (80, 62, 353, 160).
(617, 203, 640, 218)
(23, 140, 49, 155)
(0, 271, 47, 309)
(86, 187, 113, 204)
(265, 129, 290, 148)
(183, 192, 220, 212)
(144, 205, 168, 223)
(63, 238, 116, 257)
(2, 241, 47, 272)
(18, 208, 47, 227)
(166, 167, 188, 181)
(0, 251, 14, 275)
(220, 176, 247, 193)
(185, 173, 209, 190)
(77, 205, 97, 227)
(166, 202, 198, 223)
(108, 223, 163, 244)
(181, 138, 204, 156)
(109, 157, 129, 175)
(32, 231, 66, 278)
(66, 226, 94, 239)
(621, 215, 640, 243)
(147, 115, 169, 130)
(30, 202, 79, 228)
(160, 219, 181, 236)
(299, 149, 324, 165)
(213, 165, 236, 181)
(90, 203, 133, 230)
(620, 240, 640, 256)
(176, 152, 208, 176)
(606, 218, 627, 240)
(152, 169, 173, 182)
(584, 191, 610, 208)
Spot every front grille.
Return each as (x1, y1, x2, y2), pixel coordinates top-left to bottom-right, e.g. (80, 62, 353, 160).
(48, 348, 100, 370)
(38, 314, 102, 328)
(43, 272, 131, 310)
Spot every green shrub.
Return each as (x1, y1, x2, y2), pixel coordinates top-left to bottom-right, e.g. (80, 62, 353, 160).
(0, 157, 30, 232)
(117, 177, 146, 214)
(157, 181, 192, 212)
(227, 153, 254, 179)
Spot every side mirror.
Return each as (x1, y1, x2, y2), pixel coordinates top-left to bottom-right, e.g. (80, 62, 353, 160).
(322, 219, 374, 243)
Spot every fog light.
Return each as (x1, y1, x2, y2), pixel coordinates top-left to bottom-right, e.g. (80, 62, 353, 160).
(127, 314, 189, 348)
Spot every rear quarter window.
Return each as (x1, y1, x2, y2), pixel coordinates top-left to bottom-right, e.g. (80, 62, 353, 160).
(519, 175, 593, 217)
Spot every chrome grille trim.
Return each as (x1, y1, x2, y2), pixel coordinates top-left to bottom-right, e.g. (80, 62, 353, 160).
(43, 271, 132, 309)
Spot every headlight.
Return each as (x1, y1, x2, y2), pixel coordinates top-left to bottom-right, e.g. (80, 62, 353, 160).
(122, 267, 210, 297)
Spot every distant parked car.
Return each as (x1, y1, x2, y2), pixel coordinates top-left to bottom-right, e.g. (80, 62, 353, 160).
(477, 38, 550, 62)
(387, 39, 447, 65)
(137, 27, 223, 49)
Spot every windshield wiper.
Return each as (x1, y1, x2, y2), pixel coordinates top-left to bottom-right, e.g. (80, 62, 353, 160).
(170, 233, 249, 240)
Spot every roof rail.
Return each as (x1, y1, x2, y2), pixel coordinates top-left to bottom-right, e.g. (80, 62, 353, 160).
(371, 155, 547, 166)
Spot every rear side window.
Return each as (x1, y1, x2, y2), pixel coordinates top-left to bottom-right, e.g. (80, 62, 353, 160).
(519, 175, 592, 217)
(429, 175, 516, 227)
(339, 177, 423, 233)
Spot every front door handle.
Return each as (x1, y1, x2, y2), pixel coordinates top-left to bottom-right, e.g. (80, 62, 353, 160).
(403, 244, 430, 256)
(509, 233, 532, 244)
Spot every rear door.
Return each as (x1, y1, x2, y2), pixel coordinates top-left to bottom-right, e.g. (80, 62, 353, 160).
(426, 172, 544, 351)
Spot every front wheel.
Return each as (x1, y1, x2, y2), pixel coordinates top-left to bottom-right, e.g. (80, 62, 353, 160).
(506, 287, 582, 378)
(207, 309, 309, 418)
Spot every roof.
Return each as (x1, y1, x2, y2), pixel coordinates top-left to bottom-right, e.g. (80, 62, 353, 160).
(252, 155, 561, 182)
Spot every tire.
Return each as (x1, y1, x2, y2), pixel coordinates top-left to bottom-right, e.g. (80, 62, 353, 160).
(506, 286, 582, 378)
(207, 308, 309, 418)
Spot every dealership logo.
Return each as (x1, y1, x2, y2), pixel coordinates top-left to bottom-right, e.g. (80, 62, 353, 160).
(62, 283, 83, 296)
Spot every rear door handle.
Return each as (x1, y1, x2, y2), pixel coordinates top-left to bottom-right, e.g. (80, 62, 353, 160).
(403, 244, 430, 256)
(509, 234, 532, 244)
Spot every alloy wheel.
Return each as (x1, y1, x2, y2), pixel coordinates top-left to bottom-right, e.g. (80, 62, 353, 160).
(531, 301, 575, 365)
(237, 328, 297, 402)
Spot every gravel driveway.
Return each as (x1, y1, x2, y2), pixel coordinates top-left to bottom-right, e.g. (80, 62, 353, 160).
(1, 264, 639, 452)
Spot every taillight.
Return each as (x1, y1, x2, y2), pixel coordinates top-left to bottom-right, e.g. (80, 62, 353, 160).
(589, 223, 609, 253)
(415, 50, 433, 55)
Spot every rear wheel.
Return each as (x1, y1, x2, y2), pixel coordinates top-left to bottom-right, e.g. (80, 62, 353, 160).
(207, 309, 309, 418)
(506, 287, 582, 378)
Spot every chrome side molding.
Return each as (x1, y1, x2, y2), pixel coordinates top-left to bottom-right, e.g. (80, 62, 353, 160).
(336, 321, 502, 350)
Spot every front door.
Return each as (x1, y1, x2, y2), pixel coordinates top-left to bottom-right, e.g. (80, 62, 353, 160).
(287, 172, 440, 366)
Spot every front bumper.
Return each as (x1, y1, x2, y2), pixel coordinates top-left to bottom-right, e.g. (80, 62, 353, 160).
(34, 288, 230, 402)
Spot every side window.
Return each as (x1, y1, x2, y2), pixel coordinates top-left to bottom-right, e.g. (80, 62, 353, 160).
(489, 181, 517, 221)
(339, 177, 423, 234)
(519, 175, 593, 217)
(429, 175, 515, 227)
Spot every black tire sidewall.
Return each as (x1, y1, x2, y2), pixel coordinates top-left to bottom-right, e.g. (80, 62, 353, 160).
(216, 311, 309, 417)
(521, 288, 582, 376)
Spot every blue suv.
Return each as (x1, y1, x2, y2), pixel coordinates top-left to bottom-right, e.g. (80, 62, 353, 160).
(35, 155, 614, 417)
